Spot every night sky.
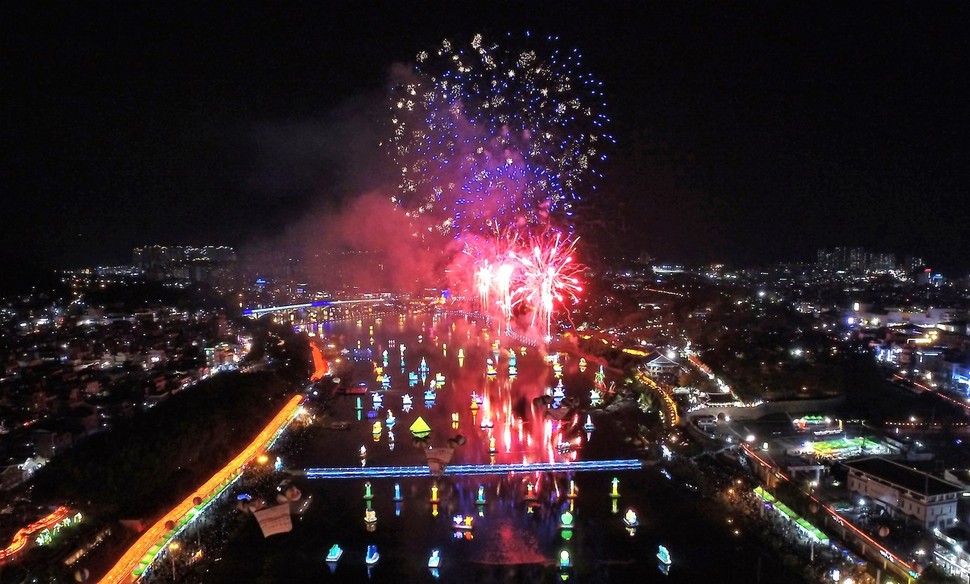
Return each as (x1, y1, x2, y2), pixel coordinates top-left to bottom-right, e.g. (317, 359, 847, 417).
(3, 3, 969, 278)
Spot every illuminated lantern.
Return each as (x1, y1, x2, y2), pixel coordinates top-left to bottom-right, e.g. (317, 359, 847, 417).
(364, 482, 374, 500)
(524, 482, 538, 504)
(878, 526, 890, 537)
(610, 477, 620, 498)
(559, 550, 571, 568)
(410, 417, 432, 440)
(192, 496, 203, 507)
(430, 484, 439, 503)
(164, 520, 175, 531)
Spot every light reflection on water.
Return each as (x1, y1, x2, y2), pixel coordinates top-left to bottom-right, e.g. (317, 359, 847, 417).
(206, 314, 796, 583)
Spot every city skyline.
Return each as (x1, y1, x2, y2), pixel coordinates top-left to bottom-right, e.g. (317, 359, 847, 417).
(4, 3, 970, 278)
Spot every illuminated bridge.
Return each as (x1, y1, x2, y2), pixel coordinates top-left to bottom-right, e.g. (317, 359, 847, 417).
(303, 459, 642, 479)
(242, 298, 386, 316)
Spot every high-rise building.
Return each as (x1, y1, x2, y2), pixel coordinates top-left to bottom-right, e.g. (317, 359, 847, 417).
(816, 247, 902, 274)
(132, 245, 237, 286)
(867, 252, 896, 272)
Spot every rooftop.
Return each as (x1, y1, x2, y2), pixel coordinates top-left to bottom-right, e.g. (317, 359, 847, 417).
(845, 457, 966, 497)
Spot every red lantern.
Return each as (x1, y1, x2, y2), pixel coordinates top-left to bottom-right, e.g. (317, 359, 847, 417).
(164, 520, 175, 531)
(192, 496, 203, 507)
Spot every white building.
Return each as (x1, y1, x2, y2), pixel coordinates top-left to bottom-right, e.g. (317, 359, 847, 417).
(845, 457, 965, 529)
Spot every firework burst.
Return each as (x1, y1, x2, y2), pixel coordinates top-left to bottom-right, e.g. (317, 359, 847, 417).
(387, 32, 612, 236)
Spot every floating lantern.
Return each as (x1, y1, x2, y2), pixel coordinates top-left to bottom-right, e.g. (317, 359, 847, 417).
(365, 545, 379, 565)
(452, 515, 474, 531)
(524, 482, 538, 502)
(410, 416, 432, 440)
(326, 544, 343, 563)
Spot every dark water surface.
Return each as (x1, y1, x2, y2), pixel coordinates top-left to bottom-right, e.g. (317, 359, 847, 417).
(205, 314, 798, 583)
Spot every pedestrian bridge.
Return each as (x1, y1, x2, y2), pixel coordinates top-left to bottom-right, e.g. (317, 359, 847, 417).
(302, 458, 642, 479)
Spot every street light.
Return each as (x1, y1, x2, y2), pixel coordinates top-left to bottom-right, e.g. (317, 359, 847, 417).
(168, 542, 179, 580)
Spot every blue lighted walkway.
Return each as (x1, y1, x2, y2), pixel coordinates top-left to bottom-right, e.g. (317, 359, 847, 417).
(303, 459, 642, 479)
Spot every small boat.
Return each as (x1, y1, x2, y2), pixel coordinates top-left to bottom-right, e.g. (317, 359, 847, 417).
(427, 549, 441, 569)
(657, 545, 672, 566)
(326, 544, 343, 563)
(365, 545, 380, 565)
(623, 509, 639, 528)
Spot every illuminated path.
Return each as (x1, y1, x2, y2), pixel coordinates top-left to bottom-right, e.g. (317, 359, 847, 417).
(304, 458, 642, 479)
(97, 395, 305, 584)
(742, 444, 919, 583)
